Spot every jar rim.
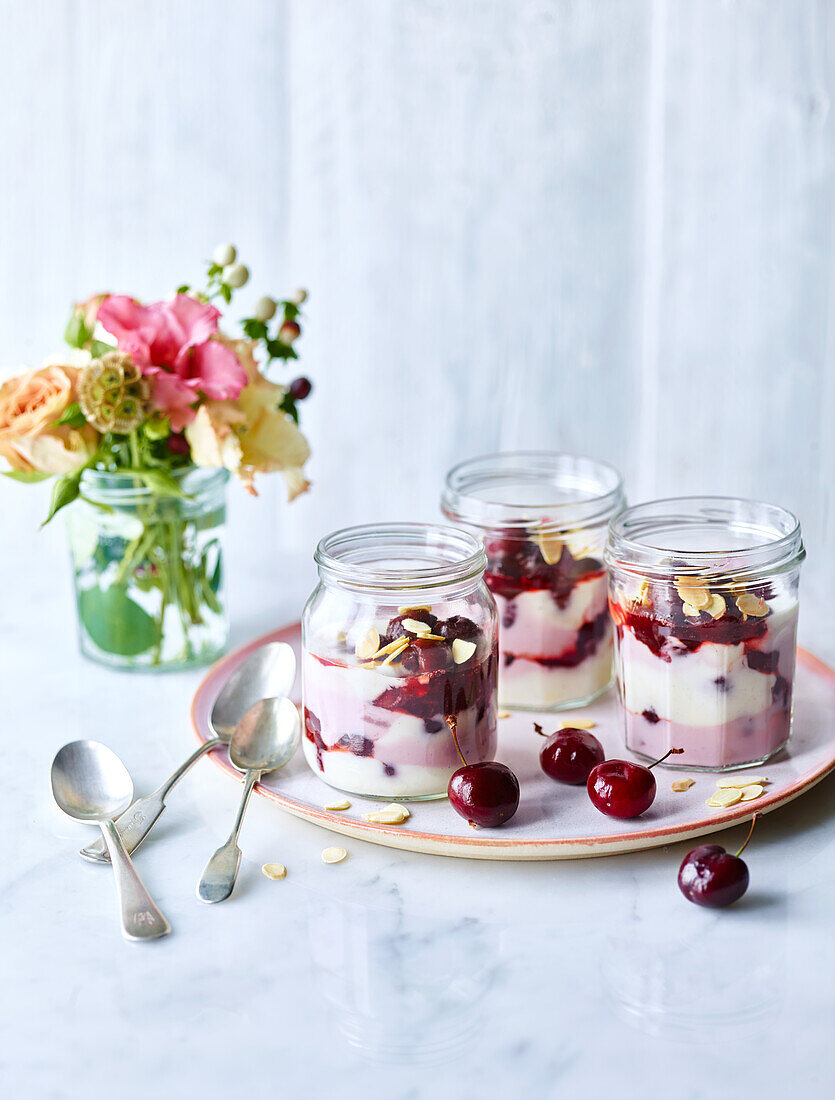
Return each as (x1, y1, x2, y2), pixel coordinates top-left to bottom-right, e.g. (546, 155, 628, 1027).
(79, 465, 229, 504)
(314, 522, 486, 593)
(605, 496, 805, 581)
(441, 451, 625, 532)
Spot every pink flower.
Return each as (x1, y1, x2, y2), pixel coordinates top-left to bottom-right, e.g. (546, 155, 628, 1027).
(96, 294, 247, 428)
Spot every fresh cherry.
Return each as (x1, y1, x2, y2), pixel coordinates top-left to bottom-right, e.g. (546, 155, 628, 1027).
(288, 376, 312, 401)
(678, 817, 755, 908)
(436, 615, 480, 643)
(445, 716, 519, 827)
(587, 747, 683, 818)
(536, 722, 605, 785)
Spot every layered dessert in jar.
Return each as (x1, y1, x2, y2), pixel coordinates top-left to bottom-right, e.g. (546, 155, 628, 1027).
(442, 452, 625, 710)
(302, 524, 498, 799)
(606, 498, 805, 770)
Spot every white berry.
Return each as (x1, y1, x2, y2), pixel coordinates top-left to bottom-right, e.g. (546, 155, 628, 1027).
(253, 295, 277, 322)
(224, 263, 249, 288)
(213, 243, 237, 267)
(290, 288, 308, 305)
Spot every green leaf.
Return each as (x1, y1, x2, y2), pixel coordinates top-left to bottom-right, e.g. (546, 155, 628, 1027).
(266, 339, 297, 361)
(279, 394, 299, 424)
(242, 318, 269, 340)
(89, 340, 115, 358)
(220, 284, 232, 304)
(1, 468, 52, 483)
(133, 469, 190, 498)
(54, 402, 87, 428)
(141, 415, 170, 442)
(41, 471, 82, 526)
(175, 284, 190, 295)
(64, 312, 93, 349)
(281, 302, 300, 322)
(78, 584, 158, 656)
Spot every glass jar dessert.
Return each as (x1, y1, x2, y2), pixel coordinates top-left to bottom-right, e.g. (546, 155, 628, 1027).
(302, 523, 498, 799)
(441, 452, 625, 711)
(605, 497, 804, 771)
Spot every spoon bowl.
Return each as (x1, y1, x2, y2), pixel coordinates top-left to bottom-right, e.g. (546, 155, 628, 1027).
(229, 696, 301, 772)
(211, 642, 297, 742)
(52, 740, 134, 823)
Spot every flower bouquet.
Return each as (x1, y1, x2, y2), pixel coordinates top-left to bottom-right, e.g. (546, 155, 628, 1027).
(0, 244, 312, 670)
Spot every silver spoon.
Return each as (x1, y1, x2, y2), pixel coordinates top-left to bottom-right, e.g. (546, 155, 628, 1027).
(196, 696, 300, 904)
(80, 641, 296, 863)
(51, 741, 170, 941)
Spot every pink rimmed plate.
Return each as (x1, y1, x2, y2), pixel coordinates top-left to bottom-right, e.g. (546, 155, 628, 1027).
(191, 624, 835, 860)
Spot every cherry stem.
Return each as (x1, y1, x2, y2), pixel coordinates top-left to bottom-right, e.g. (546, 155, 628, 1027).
(735, 813, 757, 858)
(445, 715, 467, 767)
(534, 722, 547, 738)
(647, 747, 684, 770)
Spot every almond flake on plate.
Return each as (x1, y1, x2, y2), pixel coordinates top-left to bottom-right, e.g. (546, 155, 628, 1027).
(355, 627, 380, 660)
(671, 778, 695, 792)
(497, 711, 511, 720)
(362, 804, 410, 825)
(558, 718, 595, 730)
(739, 784, 765, 801)
(262, 862, 287, 880)
(716, 776, 769, 788)
(324, 799, 351, 811)
(452, 638, 477, 664)
(707, 788, 743, 808)
(321, 846, 348, 864)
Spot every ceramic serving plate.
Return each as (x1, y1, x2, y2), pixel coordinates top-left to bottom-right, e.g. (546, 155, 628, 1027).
(191, 624, 835, 860)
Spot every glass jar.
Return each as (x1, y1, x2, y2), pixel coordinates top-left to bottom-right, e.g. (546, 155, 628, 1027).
(66, 466, 229, 670)
(302, 523, 498, 799)
(605, 497, 805, 770)
(441, 452, 625, 711)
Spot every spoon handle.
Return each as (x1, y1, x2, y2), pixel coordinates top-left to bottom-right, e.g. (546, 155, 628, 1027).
(99, 819, 170, 940)
(196, 768, 261, 904)
(80, 739, 222, 863)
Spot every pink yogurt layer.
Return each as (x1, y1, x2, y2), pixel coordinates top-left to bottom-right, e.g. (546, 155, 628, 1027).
(623, 704, 790, 768)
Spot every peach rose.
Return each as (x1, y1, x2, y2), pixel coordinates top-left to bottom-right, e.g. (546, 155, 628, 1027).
(0, 365, 98, 474)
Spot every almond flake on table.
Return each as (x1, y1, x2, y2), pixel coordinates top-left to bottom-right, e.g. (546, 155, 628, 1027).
(497, 711, 511, 720)
(557, 718, 595, 730)
(321, 847, 348, 864)
(671, 778, 695, 792)
(261, 862, 287, 880)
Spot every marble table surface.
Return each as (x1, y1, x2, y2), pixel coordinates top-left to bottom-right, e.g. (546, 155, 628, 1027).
(3, 541, 834, 1100)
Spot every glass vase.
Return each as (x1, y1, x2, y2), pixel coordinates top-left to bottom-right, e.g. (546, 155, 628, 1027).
(66, 467, 230, 671)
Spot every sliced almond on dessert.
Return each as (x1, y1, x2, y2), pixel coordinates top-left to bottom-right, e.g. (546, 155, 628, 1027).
(321, 846, 348, 864)
(400, 617, 431, 634)
(739, 784, 765, 801)
(262, 862, 287, 880)
(671, 778, 695, 792)
(397, 604, 431, 615)
(735, 593, 769, 618)
(379, 638, 409, 667)
(324, 798, 351, 811)
(704, 594, 726, 619)
(707, 788, 743, 808)
(716, 776, 769, 788)
(355, 626, 380, 660)
(370, 636, 407, 660)
(533, 529, 564, 565)
(452, 638, 477, 664)
(675, 578, 710, 609)
(681, 602, 704, 618)
(638, 579, 651, 605)
(557, 717, 595, 730)
(418, 633, 446, 642)
(362, 804, 410, 825)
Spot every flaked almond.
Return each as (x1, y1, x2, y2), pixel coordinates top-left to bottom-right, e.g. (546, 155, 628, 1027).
(497, 711, 511, 719)
(324, 798, 351, 811)
(418, 633, 446, 642)
(370, 636, 408, 660)
(379, 638, 409, 667)
(675, 578, 710, 609)
(398, 604, 431, 615)
(321, 846, 348, 864)
(707, 788, 743, 808)
(355, 626, 380, 660)
(452, 638, 477, 664)
(262, 862, 287, 880)
(736, 593, 769, 618)
(740, 784, 765, 801)
(671, 778, 695, 792)
(401, 617, 432, 635)
(705, 594, 726, 619)
(533, 530, 564, 565)
(638, 579, 651, 605)
(716, 776, 769, 788)
(362, 804, 410, 825)
(557, 717, 595, 730)
(681, 602, 704, 618)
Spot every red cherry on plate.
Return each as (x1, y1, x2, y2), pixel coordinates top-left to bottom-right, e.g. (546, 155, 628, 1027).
(448, 762, 520, 827)
(536, 722, 605, 785)
(445, 715, 519, 827)
(587, 747, 683, 818)
(678, 816, 755, 908)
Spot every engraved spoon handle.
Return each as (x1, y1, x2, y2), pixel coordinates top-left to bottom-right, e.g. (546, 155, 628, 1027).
(100, 819, 170, 940)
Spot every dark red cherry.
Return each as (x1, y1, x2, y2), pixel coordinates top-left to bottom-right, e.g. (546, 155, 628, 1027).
(289, 376, 312, 401)
(678, 817, 756, 908)
(587, 747, 683, 818)
(448, 762, 520, 827)
(436, 615, 480, 643)
(383, 611, 439, 644)
(538, 725, 604, 785)
(399, 637, 450, 675)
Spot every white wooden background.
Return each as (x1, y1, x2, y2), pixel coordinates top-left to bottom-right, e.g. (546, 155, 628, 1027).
(1, 0, 833, 650)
